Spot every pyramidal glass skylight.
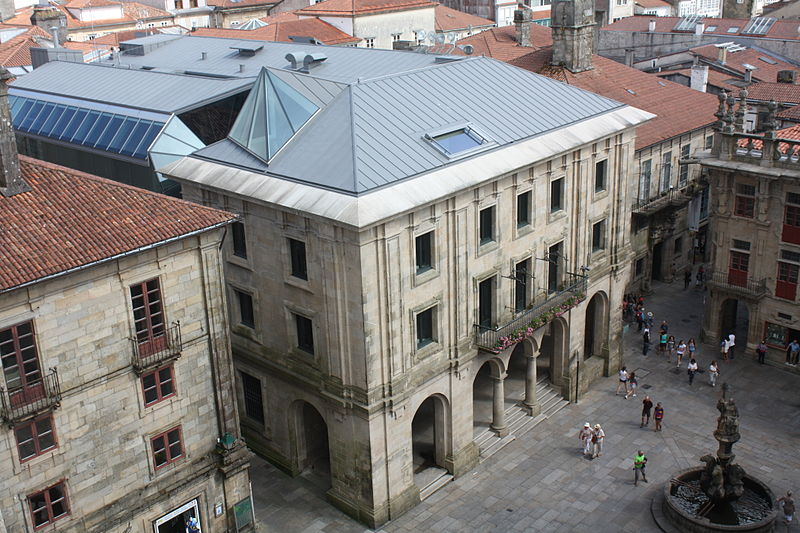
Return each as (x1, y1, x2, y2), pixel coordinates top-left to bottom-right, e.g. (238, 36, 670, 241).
(229, 68, 318, 162)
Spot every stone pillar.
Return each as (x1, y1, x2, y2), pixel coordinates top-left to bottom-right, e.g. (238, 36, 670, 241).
(522, 354, 541, 416)
(490, 374, 508, 437)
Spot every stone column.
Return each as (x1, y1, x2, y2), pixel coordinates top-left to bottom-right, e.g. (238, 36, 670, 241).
(490, 374, 508, 437)
(522, 353, 541, 416)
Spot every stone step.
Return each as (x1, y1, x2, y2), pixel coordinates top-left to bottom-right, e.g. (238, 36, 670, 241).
(418, 470, 454, 501)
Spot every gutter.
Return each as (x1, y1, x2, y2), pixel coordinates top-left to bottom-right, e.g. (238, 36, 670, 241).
(0, 219, 234, 295)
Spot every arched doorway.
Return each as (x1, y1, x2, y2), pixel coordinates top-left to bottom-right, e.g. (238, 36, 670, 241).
(538, 318, 568, 393)
(411, 395, 451, 488)
(294, 401, 331, 489)
(584, 292, 609, 360)
(720, 298, 749, 352)
(472, 361, 494, 437)
(505, 342, 528, 408)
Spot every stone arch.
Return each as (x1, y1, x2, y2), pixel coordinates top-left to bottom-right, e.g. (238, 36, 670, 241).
(471, 358, 504, 436)
(720, 297, 750, 350)
(290, 399, 331, 487)
(539, 317, 569, 390)
(584, 291, 609, 360)
(504, 339, 535, 408)
(410, 393, 453, 485)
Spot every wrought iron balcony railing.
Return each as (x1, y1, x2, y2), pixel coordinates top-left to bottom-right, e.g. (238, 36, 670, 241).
(706, 271, 768, 299)
(131, 322, 182, 374)
(475, 277, 588, 352)
(632, 187, 693, 215)
(1, 368, 61, 424)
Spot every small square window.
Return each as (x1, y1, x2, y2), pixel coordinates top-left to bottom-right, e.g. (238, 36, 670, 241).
(15, 415, 57, 463)
(141, 365, 176, 407)
(288, 239, 308, 280)
(517, 191, 531, 228)
(415, 231, 433, 273)
(235, 289, 255, 328)
(28, 482, 69, 529)
(416, 307, 435, 349)
(295, 314, 314, 354)
(592, 219, 606, 251)
(151, 426, 183, 469)
(232, 221, 247, 258)
(550, 178, 564, 212)
(595, 160, 607, 192)
(479, 206, 495, 245)
(365, 38, 374, 48)
(241, 371, 265, 424)
(705, 135, 714, 149)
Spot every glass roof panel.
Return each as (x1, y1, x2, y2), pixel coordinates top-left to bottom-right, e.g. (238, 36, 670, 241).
(131, 122, 163, 159)
(9, 95, 24, 117)
(268, 72, 318, 132)
(29, 102, 56, 135)
(39, 104, 66, 137)
(53, 107, 79, 140)
(107, 117, 139, 153)
(431, 129, 483, 155)
(95, 115, 124, 150)
(69, 110, 99, 143)
(266, 86, 292, 159)
(19, 101, 44, 131)
(83, 113, 112, 146)
(120, 120, 154, 156)
(11, 98, 33, 129)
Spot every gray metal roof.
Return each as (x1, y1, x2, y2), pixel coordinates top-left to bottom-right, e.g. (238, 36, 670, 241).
(11, 61, 252, 114)
(194, 56, 629, 194)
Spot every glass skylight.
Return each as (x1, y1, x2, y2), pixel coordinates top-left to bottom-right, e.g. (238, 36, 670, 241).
(426, 126, 490, 158)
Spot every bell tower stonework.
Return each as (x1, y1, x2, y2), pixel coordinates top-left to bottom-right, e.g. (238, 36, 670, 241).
(551, 0, 596, 73)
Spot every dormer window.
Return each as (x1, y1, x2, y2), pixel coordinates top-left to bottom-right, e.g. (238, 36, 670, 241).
(425, 125, 492, 159)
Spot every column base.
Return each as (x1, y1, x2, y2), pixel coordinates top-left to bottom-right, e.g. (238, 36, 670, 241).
(522, 401, 541, 417)
(446, 442, 479, 477)
(490, 424, 509, 437)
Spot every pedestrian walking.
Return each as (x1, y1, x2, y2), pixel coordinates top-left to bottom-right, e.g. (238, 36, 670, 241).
(660, 320, 669, 334)
(688, 337, 697, 359)
(578, 422, 593, 457)
(695, 266, 705, 288)
(688, 358, 698, 385)
(720, 338, 730, 361)
(636, 308, 644, 332)
(666, 335, 676, 360)
(777, 490, 795, 527)
(654, 403, 664, 431)
(625, 372, 638, 399)
(646, 311, 654, 328)
(756, 339, 767, 365)
(684, 268, 691, 289)
(633, 450, 648, 486)
(616, 367, 629, 396)
(641, 396, 653, 427)
(727, 333, 736, 360)
(592, 424, 605, 458)
(676, 339, 687, 367)
(659, 330, 668, 353)
(787, 339, 800, 366)
(709, 360, 719, 387)
(643, 328, 651, 356)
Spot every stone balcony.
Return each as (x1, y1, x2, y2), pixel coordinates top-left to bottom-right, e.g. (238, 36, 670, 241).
(632, 186, 695, 216)
(706, 271, 768, 300)
(1, 368, 62, 424)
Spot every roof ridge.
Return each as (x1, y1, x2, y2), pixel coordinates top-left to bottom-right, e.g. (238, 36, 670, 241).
(354, 55, 483, 84)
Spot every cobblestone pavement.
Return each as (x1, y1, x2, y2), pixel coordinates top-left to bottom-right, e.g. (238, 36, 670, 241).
(251, 280, 800, 533)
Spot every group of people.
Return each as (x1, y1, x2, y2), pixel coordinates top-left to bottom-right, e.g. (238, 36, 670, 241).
(683, 265, 705, 290)
(622, 294, 645, 325)
(719, 332, 736, 361)
(640, 395, 665, 431)
(577, 422, 605, 459)
(616, 366, 639, 399)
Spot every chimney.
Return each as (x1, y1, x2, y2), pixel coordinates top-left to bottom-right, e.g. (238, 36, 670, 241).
(648, 19, 656, 32)
(0, 68, 29, 197)
(777, 70, 797, 84)
(717, 46, 727, 65)
(514, 4, 533, 47)
(690, 64, 708, 92)
(30, 4, 67, 47)
(743, 66, 753, 84)
(624, 48, 634, 66)
(551, 0, 596, 73)
(694, 22, 704, 35)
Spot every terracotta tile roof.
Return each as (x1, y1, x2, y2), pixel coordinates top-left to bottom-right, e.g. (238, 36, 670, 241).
(66, 0, 120, 8)
(4, 8, 35, 26)
(746, 82, 800, 104)
(206, 0, 278, 8)
(454, 24, 552, 61)
(603, 15, 800, 41)
(296, 0, 436, 17)
(259, 11, 302, 23)
(0, 156, 235, 293)
(690, 44, 800, 84)
(6, 1, 172, 30)
(434, 5, 494, 32)
(778, 103, 800, 121)
(121, 2, 172, 20)
(656, 67, 741, 93)
(634, 0, 670, 8)
(506, 48, 719, 149)
(192, 17, 359, 45)
(0, 26, 52, 67)
(738, 124, 800, 151)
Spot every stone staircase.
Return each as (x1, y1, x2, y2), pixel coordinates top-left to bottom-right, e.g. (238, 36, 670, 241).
(475, 378, 570, 461)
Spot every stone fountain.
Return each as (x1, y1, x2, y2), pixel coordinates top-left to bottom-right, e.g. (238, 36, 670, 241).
(654, 384, 778, 532)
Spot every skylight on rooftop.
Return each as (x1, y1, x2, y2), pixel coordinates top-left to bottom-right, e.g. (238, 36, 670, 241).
(425, 126, 491, 158)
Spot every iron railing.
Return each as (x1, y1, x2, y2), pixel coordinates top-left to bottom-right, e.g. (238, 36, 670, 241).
(632, 187, 693, 215)
(706, 271, 768, 299)
(131, 322, 182, 374)
(1, 368, 61, 424)
(475, 277, 587, 351)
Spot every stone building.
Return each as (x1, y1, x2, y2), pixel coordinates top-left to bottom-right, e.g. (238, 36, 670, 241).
(0, 70, 252, 532)
(161, 33, 652, 526)
(698, 94, 800, 362)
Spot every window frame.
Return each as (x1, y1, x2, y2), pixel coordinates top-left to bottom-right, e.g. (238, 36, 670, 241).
(28, 481, 70, 530)
(415, 231, 434, 274)
(151, 426, 184, 470)
(516, 190, 531, 228)
(240, 371, 265, 424)
(594, 159, 607, 193)
(288, 238, 308, 281)
(294, 313, 315, 355)
(591, 219, 606, 252)
(130, 278, 166, 356)
(141, 364, 176, 407)
(479, 205, 496, 245)
(734, 183, 756, 218)
(660, 151, 672, 193)
(415, 306, 436, 349)
(15, 414, 57, 463)
(679, 144, 690, 186)
(639, 159, 652, 201)
(231, 221, 247, 259)
(234, 289, 255, 329)
(550, 177, 565, 213)
(514, 258, 530, 312)
(0, 320, 42, 392)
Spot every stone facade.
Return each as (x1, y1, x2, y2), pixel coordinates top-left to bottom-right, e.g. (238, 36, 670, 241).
(0, 232, 252, 533)
(698, 94, 800, 362)
(182, 127, 639, 527)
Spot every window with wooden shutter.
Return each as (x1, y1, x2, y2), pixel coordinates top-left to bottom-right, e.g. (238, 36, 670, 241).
(130, 279, 166, 357)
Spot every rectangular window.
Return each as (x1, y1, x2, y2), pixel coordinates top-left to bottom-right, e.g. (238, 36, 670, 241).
(592, 219, 606, 252)
(782, 193, 800, 244)
(700, 187, 710, 219)
(705, 135, 713, 149)
(595, 159, 607, 192)
(660, 151, 672, 193)
(15, 415, 56, 462)
(288, 239, 308, 280)
(392, 33, 401, 41)
(478, 277, 494, 328)
(765, 321, 788, 347)
(141, 365, 175, 407)
(732, 239, 751, 251)
(777, 261, 799, 301)
(174, 0, 183, 7)
(639, 159, 651, 201)
(674, 237, 682, 255)
(415, 231, 433, 273)
(479, 206, 495, 245)
(28, 482, 69, 529)
(241, 371, 264, 424)
(679, 144, 690, 186)
(130, 279, 166, 356)
(734, 183, 756, 218)
(516, 191, 531, 228)
(365, 38, 374, 48)
(295, 314, 314, 354)
(416, 307, 434, 349)
(548, 242, 562, 293)
(514, 258, 530, 312)
(550, 178, 564, 212)
(151, 426, 183, 469)
(0, 321, 42, 399)
(232, 221, 247, 258)
(635, 257, 645, 277)
(728, 250, 750, 287)
(235, 290, 255, 328)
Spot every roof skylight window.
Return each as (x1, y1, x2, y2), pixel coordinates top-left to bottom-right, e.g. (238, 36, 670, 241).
(726, 26, 740, 33)
(705, 25, 717, 32)
(425, 125, 492, 158)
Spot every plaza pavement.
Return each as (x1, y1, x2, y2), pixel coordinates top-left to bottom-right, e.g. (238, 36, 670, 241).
(250, 280, 800, 533)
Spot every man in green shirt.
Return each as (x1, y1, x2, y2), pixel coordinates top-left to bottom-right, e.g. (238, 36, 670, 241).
(634, 450, 648, 486)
